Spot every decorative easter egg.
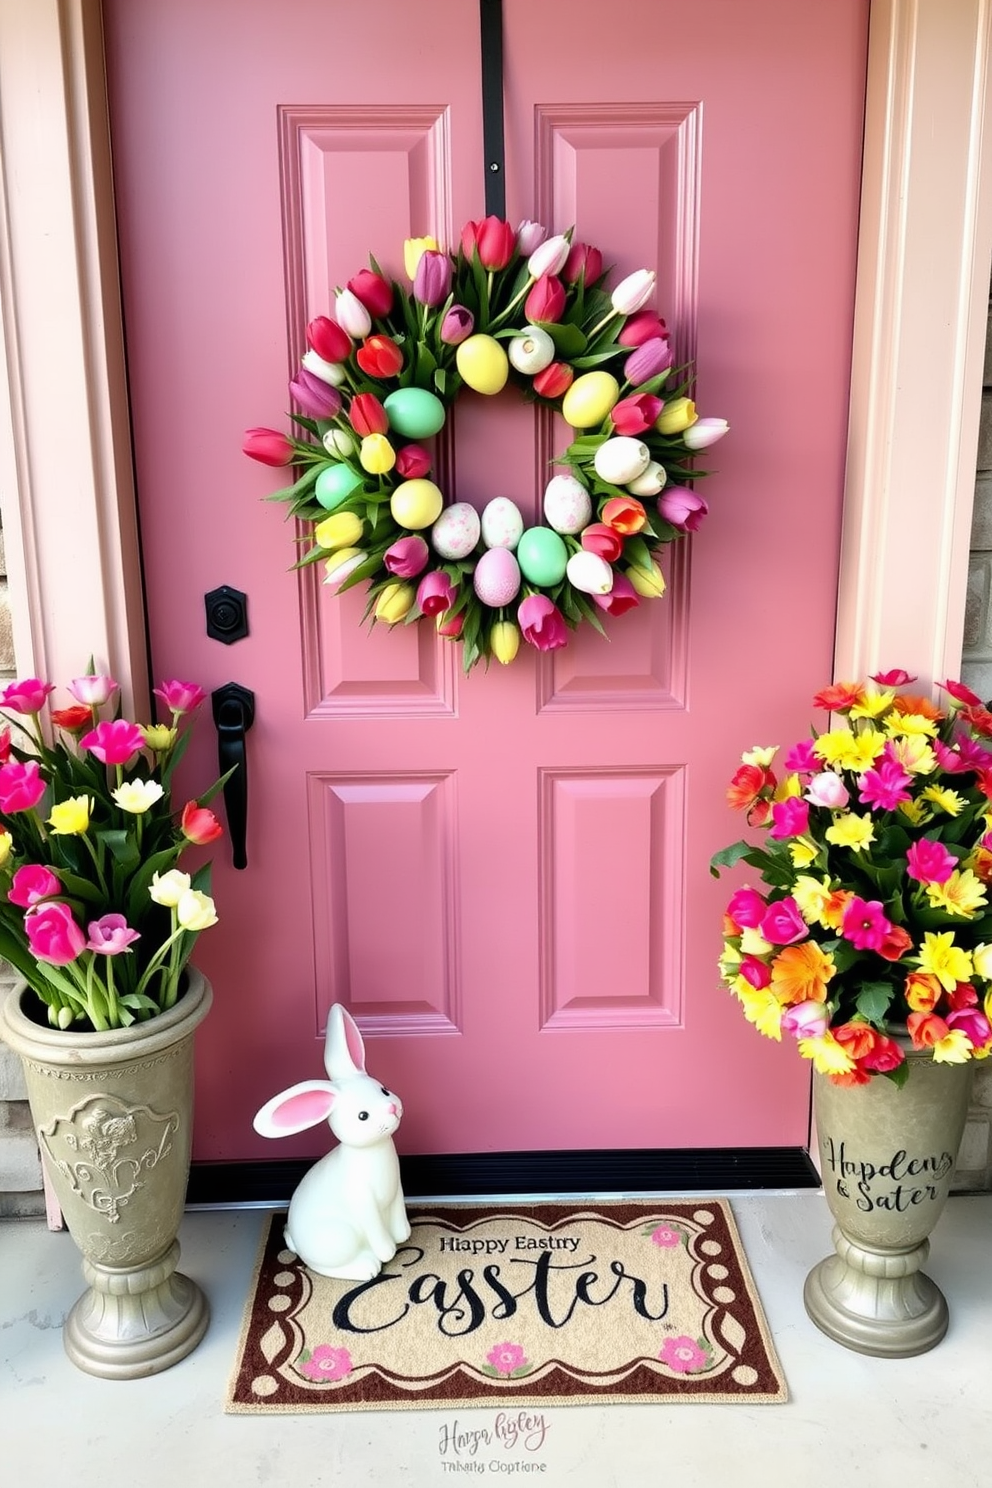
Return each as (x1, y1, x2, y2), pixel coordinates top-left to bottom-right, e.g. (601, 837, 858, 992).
(456, 334, 509, 395)
(383, 387, 446, 439)
(566, 550, 614, 595)
(543, 474, 592, 534)
(561, 371, 620, 429)
(627, 460, 667, 496)
(473, 547, 522, 607)
(315, 462, 364, 511)
(594, 436, 651, 485)
(508, 325, 555, 375)
(431, 502, 482, 559)
(480, 497, 524, 550)
(516, 526, 568, 586)
(390, 479, 444, 530)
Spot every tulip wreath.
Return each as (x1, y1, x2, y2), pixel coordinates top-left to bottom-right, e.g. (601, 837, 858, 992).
(244, 216, 729, 671)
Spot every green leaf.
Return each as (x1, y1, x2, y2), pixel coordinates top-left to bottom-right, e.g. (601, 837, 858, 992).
(709, 840, 756, 875)
(855, 982, 895, 1024)
(543, 321, 587, 358)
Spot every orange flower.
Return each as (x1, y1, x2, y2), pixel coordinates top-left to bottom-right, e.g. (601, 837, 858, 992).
(770, 940, 836, 1004)
(907, 1011, 950, 1048)
(601, 495, 648, 535)
(904, 972, 942, 1014)
(888, 693, 943, 722)
(812, 682, 865, 713)
(726, 763, 775, 813)
(820, 888, 853, 931)
(828, 1066, 872, 1087)
(832, 1022, 878, 1060)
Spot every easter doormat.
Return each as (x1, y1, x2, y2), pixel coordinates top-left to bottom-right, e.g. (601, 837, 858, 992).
(226, 1200, 787, 1412)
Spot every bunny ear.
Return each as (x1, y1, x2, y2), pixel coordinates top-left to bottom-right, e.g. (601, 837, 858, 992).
(324, 1003, 366, 1080)
(253, 1081, 337, 1138)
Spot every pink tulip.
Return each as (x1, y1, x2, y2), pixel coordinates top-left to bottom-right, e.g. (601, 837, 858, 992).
(334, 287, 372, 339)
(947, 1008, 992, 1047)
(683, 418, 729, 451)
(81, 719, 146, 766)
(242, 428, 295, 467)
(436, 610, 465, 638)
(611, 394, 665, 437)
(413, 250, 452, 308)
(346, 269, 393, 320)
(781, 1001, 830, 1039)
(395, 446, 432, 479)
(525, 274, 566, 324)
(462, 216, 516, 270)
(515, 220, 547, 256)
(564, 242, 603, 285)
(873, 668, 916, 687)
(657, 486, 708, 532)
(25, 901, 86, 965)
(440, 306, 475, 346)
(624, 336, 673, 385)
(8, 864, 60, 907)
(289, 369, 342, 420)
(611, 269, 656, 315)
(527, 234, 570, 279)
(739, 955, 771, 990)
(417, 570, 457, 617)
(592, 572, 639, 616)
(726, 886, 767, 929)
(581, 523, 624, 563)
(617, 311, 668, 348)
(518, 594, 568, 651)
(154, 680, 206, 714)
(68, 674, 118, 707)
(86, 914, 141, 955)
(181, 801, 223, 844)
(803, 770, 850, 809)
(384, 535, 430, 578)
(0, 679, 55, 715)
(942, 678, 983, 706)
(0, 760, 45, 813)
(759, 897, 807, 946)
(306, 316, 352, 363)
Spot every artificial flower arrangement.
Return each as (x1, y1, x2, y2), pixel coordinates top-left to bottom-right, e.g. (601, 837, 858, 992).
(0, 671, 224, 1032)
(710, 669, 992, 1086)
(243, 216, 728, 671)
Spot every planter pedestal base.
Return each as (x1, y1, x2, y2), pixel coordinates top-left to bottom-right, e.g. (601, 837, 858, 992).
(63, 1239, 209, 1380)
(803, 1226, 947, 1358)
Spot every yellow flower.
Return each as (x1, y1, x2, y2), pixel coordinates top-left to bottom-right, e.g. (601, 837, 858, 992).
(490, 622, 520, 665)
(718, 946, 742, 981)
(374, 582, 415, 624)
(825, 812, 876, 853)
(112, 779, 165, 814)
(314, 512, 364, 551)
(920, 785, 965, 816)
(403, 235, 439, 279)
(850, 690, 895, 719)
(48, 795, 93, 835)
(916, 931, 973, 991)
(737, 986, 783, 1040)
(797, 1031, 857, 1075)
(924, 869, 988, 918)
(176, 889, 218, 931)
(773, 773, 802, 800)
(654, 397, 696, 435)
(814, 728, 885, 772)
(0, 830, 11, 866)
(930, 1030, 974, 1064)
(142, 724, 177, 752)
(792, 875, 836, 927)
(149, 869, 191, 907)
(739, 927, 773, 957)
(626, 560, 666, 598)
(886, 736, 938, 775)
(972, 942, 992, 979)
(885, 711, 938, 738)
(788, 836, 820, 868)
(359, 434, 396, 475)
(897, 798, 930, 826)
(742, 746, 778, 768)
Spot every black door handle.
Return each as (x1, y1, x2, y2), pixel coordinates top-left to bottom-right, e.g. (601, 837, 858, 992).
(211, 683, 255, 869)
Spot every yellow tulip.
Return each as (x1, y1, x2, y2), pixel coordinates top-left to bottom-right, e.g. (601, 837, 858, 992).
(0, 830, 11, 866)
(374, 582, 416, 624)
(359, 433, 396, 475)
(655, 397, 697, 435)
(626, 560, 666, 598)
(48, 795, 93, 835)
(404, 235, 439, 280)
(315, 511, 364, 550)
(141, 724, 176, 752)
(490, 621, 520, 665)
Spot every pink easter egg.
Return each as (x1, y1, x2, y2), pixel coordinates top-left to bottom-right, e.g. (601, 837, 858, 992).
(473, 547, 522, 608)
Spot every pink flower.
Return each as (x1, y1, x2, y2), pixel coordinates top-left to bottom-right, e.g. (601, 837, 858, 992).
(68, 674, 118, 707)
(858, 757, 912, 811)
(906, 838, 957, 885)
(841, 895, 894, 951)
(617, 310, 667, 348)
(759, 897, 807, 945)
(439, 306, 474, 346)
(933, 741, 970, 774)
(623, 337, 673, 385)
(657, 487, 708, 533)
(297, 1344, 353, 1382)
(563, 241, 603, 285)
(683, 418, 729, 451)
(770, 797, 809, 839)
(524, 274, 566, 323)
(242, 428, 294, 467)
(416, 570, 457, 617)
(518, 594, 568, 652)
(592, 572, 639, 616)
(180, 801, 223, 844)
(947, 1008, 992, 1047)
(781, 1001, 830, 1039)
(650, 1225, 682, 1248)
(8, 864, 60, 908)
(581, 523, 624, 563)
(725, 886, 767, 930)
(658, 1336, 709, 1374)
(289, 368, 342, 420)
(306, 316, 352, 364)
(941, 679, 983, 706)
(611, 394, 665, 437)
(860, 1034, 906, 1072)
(804, 771, 850, 808)
(871, 668, 916, 687)
(486, 1341, 527, 1376)
(413, 250, 452, 308)
(384, 536, 430, 578)
(0, 679, 55, 715)
(739, 955, 771, 989)
(154, 680, 207, 715)
(25, 901, 86, 965)
(81, 719, 146, 766)
(436, 611, 464, 638)
(515, 220, 547, 256)
(86, 914, 140, 955)
(0, 760, 46, 813)
(346, 269, 393, 320)
(395, 446, 433, 480)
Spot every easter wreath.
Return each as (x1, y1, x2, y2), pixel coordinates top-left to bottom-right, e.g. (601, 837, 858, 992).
(244, 217, 729, 671)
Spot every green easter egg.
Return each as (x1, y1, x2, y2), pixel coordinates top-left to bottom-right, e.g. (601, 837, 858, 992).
(517, 526, 568, 586)
(383, 388, 446, 439)
(315, 462, 364, 510)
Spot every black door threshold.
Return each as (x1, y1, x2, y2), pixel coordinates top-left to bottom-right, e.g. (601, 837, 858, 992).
(186, 1146, 819, 1207)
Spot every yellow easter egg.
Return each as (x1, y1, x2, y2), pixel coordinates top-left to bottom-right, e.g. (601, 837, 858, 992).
(390, 479, 444, 530)
(561, 371, 620, 429)
(455, 334, 509, 395)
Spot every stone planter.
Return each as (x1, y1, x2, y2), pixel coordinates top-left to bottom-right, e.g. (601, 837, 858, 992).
(0, 968, 212, 1378)
(804, 1045, 974, 1357)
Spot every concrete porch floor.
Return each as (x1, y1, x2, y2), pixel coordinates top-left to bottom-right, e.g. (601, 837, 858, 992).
(1, 1190, 989, 1487)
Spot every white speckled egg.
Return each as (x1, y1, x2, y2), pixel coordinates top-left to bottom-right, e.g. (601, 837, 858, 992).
(431, 502, 481, 559)
(594, 437, 651, 485)
(480, 497, 524, 550)
(543, 474, 592, 534)
(473, 547, 522, 607)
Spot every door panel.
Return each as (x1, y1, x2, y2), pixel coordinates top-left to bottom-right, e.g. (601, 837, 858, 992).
(102, 0, 869, 1161)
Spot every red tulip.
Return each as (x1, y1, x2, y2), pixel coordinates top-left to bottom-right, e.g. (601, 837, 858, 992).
(243, 427, 295, 466)
(592, 571, 639, 616)
(306, 315, 352, 363)
(518, 594, 568, 651)
(617, 310, 668, 348)
(50, 704, 93, 732)
(416, 570, 457, 617)
(461, 216, 516, 270)
(347, 268, 393, 319)
(349, 392, 389, 437)
(436, 610, 465, 638)
(524, 274, 566, 324)
(564, 241, 603, 284)
(356, 334, 404, 378)
(610, 394, 665, 436)
(532, 361, 574, 399)
(181, 801, 224, 844)
(395, 445, 432, 479)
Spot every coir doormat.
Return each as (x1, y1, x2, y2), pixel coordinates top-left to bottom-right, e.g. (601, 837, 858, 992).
(227, 1201, 786, 1411)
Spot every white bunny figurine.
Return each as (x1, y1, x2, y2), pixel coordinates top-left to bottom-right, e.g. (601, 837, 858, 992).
(253, 1004, 410, 1280)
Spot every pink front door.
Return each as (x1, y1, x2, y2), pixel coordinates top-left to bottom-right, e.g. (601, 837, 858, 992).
(102, 0, 869, 1162)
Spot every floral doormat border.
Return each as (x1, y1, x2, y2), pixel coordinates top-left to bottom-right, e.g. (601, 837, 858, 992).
(229, 1196, 785, 1404)
(226, 1199, 787, 1412)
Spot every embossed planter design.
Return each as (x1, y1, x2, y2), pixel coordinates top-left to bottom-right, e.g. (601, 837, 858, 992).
(804, 1045, 974, 1358)
(0, 969, 212, 1379)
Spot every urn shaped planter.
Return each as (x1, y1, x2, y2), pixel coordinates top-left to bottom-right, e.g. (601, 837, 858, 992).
(804, 1045, 974, 1358)
(0, 968, 212, 1379)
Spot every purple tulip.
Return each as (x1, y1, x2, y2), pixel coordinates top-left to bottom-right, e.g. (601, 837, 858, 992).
(413, 250, 452, 308)
(516, 219, 547, 256)
(289, 369, 343, 420)
(440, 305, 475, 345)
(657, 486, 708, 532)
(623, 336, 673, 386)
